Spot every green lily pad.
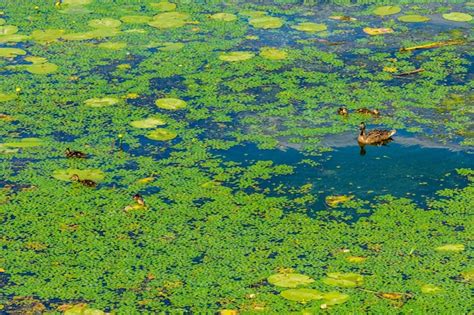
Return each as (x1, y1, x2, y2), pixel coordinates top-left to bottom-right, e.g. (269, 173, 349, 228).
(322, 291, 350, 305)
(88, 18, 122, 29)
(249, 16, 283, 29)
(267, 273, 315, 288)
(130, 117, 166, 128)
(53, 169, 105, 182)
(421, 284, 442, 294)
(442, 12, 472, 22)
(0, 48, 26, 58)
(155, 98, 187, 110)
(373, 6, 401, 16)
(434, 244, 464, 252)
(0, 25, 18, 35)
(159, 42, 184, 51)
(322, 273, 363, 288)
(280, 289, 323, 302)
(148, 12, 189, 29)
(120, 15, 152, 24)
(398, 15, 430, 22)
(98, 42, 127, 50)
(84, 97, 119, 107)
(31, 29, 65, 43)
(291, 22, 327, 33)
(0, 18, 5, 26)
(146, 128, 177, 141)
(0, 93, 17, 102)
(26, 63, 58, 74)
(3, 138, 44, 148)
(210, 13, 237, 22)
(89, 28, 120, 38)
(150, 1, 176, 12)
(0, 34, 29, 43)
(24, 56, 48, 64)
(460, 269, 474, 282)
(63, 0, 92, 4)
(260, 47, 287, 60)
(219, 51, 255, 62)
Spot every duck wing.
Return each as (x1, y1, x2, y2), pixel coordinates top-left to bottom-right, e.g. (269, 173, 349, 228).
(366, 129, 396, 142)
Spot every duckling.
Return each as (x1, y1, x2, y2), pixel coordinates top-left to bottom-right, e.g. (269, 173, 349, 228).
(356, 108, 380, 117)
(133, 194, 145, 207)
(70, 174, 96, 188)
(358, 122, 396, 145)
(337, 107, 348, 116)
(65, 148, 87, 159)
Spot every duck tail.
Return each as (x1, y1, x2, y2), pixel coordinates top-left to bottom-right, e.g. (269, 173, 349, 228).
(389, 129, 396, 137)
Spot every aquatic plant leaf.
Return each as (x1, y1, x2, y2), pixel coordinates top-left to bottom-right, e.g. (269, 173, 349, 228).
(148, 12, 189, 29)
(130, 117, 166, 128)
(155, 98, 187, 110)
(0, 48, 26, 58)
(0, 18, 5, 26)
(267, 273, 315, 288)
(379, 292, 403, 300)
(26, 63, 58, 74)
(59, 5, 92, 15)
(325, 195, 353, 207)
(280, 289, 323, 302)
(84, 97, 119, 107)
(322, 291, 349, 305)
(373, 6, 401, 16)
(25, 56, 48, 64)
(150, 1, 176, 12)
(260, 47, 287, 60)
(0, 34, 29, 43)
(291, 22, 327, 33)
(63, 0, 91, 4)
(323, 273, 363, 288)
(98, 42, 127, 50)
(249, 16, 283, 29)
(53, 169, 105, 182)
(120, 15, 152, 24)
(61, 32, 96, 41)
(434, 244, 464, 252)
(210, 13, 237, 22)
(329, 16, 356, 21)
(398, 15, 430, 22)
(346, 256, 366, 263)
(3, 138, 43, 148)
(363, 27, 394, 35)
(0, 93, 17, 102)
(83, 309, 105, 315)
(0, 25, 18, 35)
(88, 18, 122, 29)
(442, 12, 472, 22)
(146, 128, 177, 141)
(400, 40, 464, 52)
(31, 29, 65, 43)
(421, 284, 442, 294)
(460, 269, 474, 282)
(218, 51, 255, 62)
(89, 28, 120, 38)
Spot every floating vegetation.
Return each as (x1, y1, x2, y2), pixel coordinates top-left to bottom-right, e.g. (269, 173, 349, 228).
(98, 41, 127, 50)
(53, 169, 105, 182)
(442, 12, 473, 22)
(150, 1, 177, 12)
(373, 6, 401, 16)
(325, 195, 353, 207)
(398, 15, 430, 22)
(260, 47, 288, 60)
(363, 27, 394, 35)
(148, 12, 190, 29)
(218, 51, 255, 62)
(280, 288, 323, 302)
(120, 15, 152, 24)
(130, 117, 166, 128)
(210, 13, 237, 22)
(146, 128, 177, 141)
(0, 47, 26, 58)
(322, 273, 364, 288)
(291, 22, 327, 33)
(155, 97, 187, 110)
(84, 97, 120, 107)
(1, 138, 43, 148)
(0, 93, 17, 102)
(249, 16, 284, 29)
(88, 18, 122, 29)
(434, 244, 465, 252)
(267, 273, 315, 288)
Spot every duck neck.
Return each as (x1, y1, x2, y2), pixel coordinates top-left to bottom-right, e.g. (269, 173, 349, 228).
(359, 127, 366, 137)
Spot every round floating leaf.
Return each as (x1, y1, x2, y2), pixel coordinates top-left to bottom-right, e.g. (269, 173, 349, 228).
(322, 291, 350, 305)
(260, 47, 287, 60)
(323, 273, 363, 288)
(460, 269, 474, 282)
(3, 138, 43, 148)
(130, 117, 166, 128)
(0, 93, 17, 102)
(0, 25, 18, 35)
(0, 34, 29, 43)
(363, 27, 394, 35)
(159, 42, 184, 51)
(435, 244, 464, 252)
(210, 13, 237, 22)
(249, 16, 283, 29)
(291, 22, 327, 33)
(325, 195, 353, 207)
(0, 48, 26, 58)
(442, 12, 472, 22)
(280, 289, 323, 302)
(150, 1, 176, 12)
(84, 97, 119, 107)
(155, 98, 187, 110)
(421, 284, 442, 294)
(0, 18, 5, 26)
(25, 56, 48, 64)
(148, 12, 189, 29)
(89, 28, 120, 38)
(346, 256, 366, 263)
(267, 273, 315, 288)
(98, 42, 127, 50)
(373, 6, 401, 16)
(398, 15, 430, 22)
(146, 128, 177, 141)
(53, 169, 105, 182)
(31, 29, 65, 43)
(26, 63, 58, 74)
(219, 51, 255, 62)
(83, 308, 105, 315)
(121, 15, 152, 24)
(88, 18, 122, 28)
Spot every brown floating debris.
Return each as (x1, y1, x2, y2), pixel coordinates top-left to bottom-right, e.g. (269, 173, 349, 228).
(400, 40, 465, 52)
(393, 68, 424, 77)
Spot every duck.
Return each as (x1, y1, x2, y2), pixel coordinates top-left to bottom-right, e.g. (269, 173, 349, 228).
(133, 194, 145, 207)
(356, 108, 380, 117)
(70, 174, 96, 188)
(337, 107, 348, 116)
(65, 148, 87, 159)
(358, 122, 396, 145)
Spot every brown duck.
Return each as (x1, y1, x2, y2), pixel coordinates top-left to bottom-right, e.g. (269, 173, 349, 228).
(358, 122, 396, 145)
(337, 107, 348, 116)
(65, 148, 87, 159)
(133, 194, 145, 206)
(356, 108, 380, 117)
(70, 174, 96, 188)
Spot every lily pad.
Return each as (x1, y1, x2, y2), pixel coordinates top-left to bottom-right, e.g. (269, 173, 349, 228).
(63, 0, 92, 4)
(0, 93, 17, 102)
(120, 15, 152, 24)
(0, 18, 5, 26)
(291, 22, 327, 33)
(26, 63, 58, 74)
(260, 47, 287, 60)
(346, 256, 366, 263)
(398, 15, 430, 22)
(98, 42, 127, 50)
(434, 244, 464, 252)
(322, 291, 350, 305)
(89, 28, 120, 38)
(148, 12, 189, 29)
(0, 34, 29, 43)
(325, 195, 353, 207)
(25, 56, 48, 64)
(442, 12, 472, 22)
(155, 98, 187, 110)
(130, 117, 166, 128)
(373, 6, 401, 16)
(146, 128, 177, 141)
(88, 18, 122, 29)
(59, 6, 92, 15)
(2, 138, 43, 148)
(210, 13, 237, 22)
(322, 272, 363, 288)
(31, 29, 65, 43)
(150, 1, 176, 12)
(219, 51, 255, 62)
(249, 16, 283, 29)
(363, 27, 394, 35)
(280, 289, 323, 302)
(267, 273, 315, 288)
(0, 48, 26, 58)
(421, 284, 442, 294)
(84, 97, 119, 107)
(0, 25, 18, 35)
(460, 269, 474, 282)
(53, 169, 105, 182)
